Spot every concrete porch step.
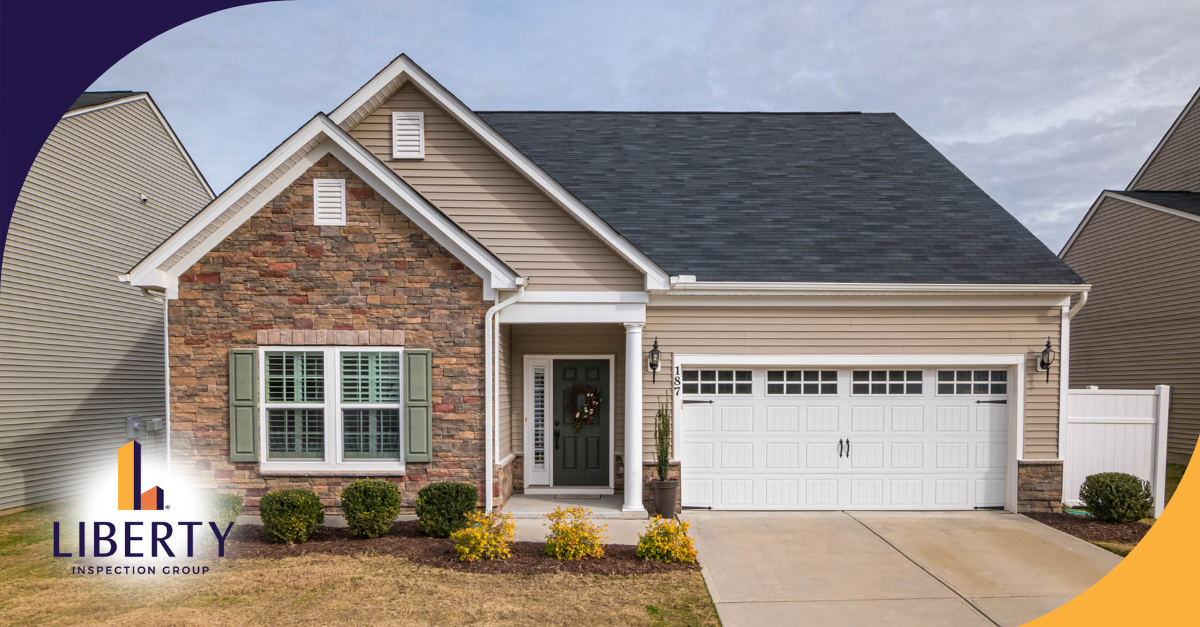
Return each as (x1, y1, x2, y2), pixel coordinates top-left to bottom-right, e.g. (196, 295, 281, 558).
(501, 494, 649, 520)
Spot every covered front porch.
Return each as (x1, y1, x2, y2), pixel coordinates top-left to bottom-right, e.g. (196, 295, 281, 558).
(487, 291, 650, 513)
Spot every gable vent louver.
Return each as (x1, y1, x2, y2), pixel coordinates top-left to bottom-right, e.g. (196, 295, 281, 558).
(313, 178, 346, 226)
(391, 111, 425, 159)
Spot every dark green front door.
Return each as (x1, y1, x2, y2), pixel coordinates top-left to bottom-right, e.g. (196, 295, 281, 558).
(553, 359, 610, 486)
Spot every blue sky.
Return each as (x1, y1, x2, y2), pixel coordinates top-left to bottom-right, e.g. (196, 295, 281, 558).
(90, 0, 1200, 251)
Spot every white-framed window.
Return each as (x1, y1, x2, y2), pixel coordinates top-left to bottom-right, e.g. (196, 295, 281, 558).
(767, 370, 837, 395)
(313, 178, 346, 226)
(681, 369, 753, 395)
(391, 111, 425, 159)
(851, 370, 923, 395)
(260, 347, 403, 472)
(937, 369, 1008, 395)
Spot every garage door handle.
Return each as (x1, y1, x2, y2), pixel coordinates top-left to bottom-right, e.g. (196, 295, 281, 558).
(846, 439, 850, 457)
(838, 439, 843, 457)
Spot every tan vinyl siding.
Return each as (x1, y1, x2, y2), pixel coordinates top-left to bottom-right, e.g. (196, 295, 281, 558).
(507, 325, 627, 458)
(1133, 94, 1200, 191)
(1064, 197, 1200, 462)
(640, 306, 1063, 459)
(348, 83, 644, 291)
(498, 323, 513, 460)
(1, 99, 209, 511)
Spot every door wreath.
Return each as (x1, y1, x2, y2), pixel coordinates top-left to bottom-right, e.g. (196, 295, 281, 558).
(563, 383, 602, 434)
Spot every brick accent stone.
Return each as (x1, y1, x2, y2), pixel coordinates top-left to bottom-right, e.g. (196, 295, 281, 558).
(494, 460, 515, 510)
(1018, 460, 1063, 513)
(169, 154, 488, 513)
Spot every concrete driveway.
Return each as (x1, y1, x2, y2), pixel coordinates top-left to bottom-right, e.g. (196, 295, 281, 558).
(684, 511, 1121, 627)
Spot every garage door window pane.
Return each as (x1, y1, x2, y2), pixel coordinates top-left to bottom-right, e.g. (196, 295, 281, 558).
(853, 370, 922, 395)
(684, 370, 752, 395)
(768, 370, 837, 395)
(938, 370, 1009, 395)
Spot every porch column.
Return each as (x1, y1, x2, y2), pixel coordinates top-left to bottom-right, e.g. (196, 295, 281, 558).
(623, 322, 646, 512)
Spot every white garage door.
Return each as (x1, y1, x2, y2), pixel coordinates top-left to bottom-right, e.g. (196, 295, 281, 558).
(680, 367, 1010, 510)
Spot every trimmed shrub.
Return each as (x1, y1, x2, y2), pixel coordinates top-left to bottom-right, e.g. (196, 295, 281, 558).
(341, 479, 402, 539)
(205, 492, 244, 526)
(451, 511, 515, 562)
(1079, 472, 1154, 523)
(415, 482, 478, 538)
(544, 506, 606, 560)
(259, 489, 325, 544)
(636, 515, 697, 564)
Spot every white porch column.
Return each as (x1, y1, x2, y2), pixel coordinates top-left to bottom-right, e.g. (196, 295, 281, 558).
(623, 322, 646, 512)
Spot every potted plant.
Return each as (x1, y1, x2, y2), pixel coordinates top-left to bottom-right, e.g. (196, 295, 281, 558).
(650, 398, 678, 517)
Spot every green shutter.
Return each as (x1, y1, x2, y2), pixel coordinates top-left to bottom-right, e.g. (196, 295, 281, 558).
(404, 350, 433, 462)
(229, 349, 259, 462)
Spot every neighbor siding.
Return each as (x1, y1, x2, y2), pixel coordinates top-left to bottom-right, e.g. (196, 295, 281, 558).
(1132, 94, 1200, 191)
(0, 98, 210, 511)
(1064, 197, 1200, 462)
(347, 83, 644, 291)
(640, 306, 1063, 459)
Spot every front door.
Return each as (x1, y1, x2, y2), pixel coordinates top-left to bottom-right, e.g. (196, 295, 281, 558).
(553, 359, 610, 486)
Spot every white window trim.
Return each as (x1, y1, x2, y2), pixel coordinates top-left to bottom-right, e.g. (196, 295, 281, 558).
(391, 111, 425, 160)
(258, 346, 405, 473)
(312, 178, 347, 226)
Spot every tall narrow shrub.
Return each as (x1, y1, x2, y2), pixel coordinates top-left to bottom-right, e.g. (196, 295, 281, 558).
(654, 398, 672, 481)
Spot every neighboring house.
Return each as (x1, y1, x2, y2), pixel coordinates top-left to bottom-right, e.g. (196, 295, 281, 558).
(0, 92, 214, 512)
(1061, 85, 1200, 465)
(124, 55, 1085, 516)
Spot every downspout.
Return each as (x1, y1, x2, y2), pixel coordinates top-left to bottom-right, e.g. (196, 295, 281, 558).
(1058, 290, 1087, 467)
(1067, 290, 1088, 320)
(484, 278, 527, 511)
(138, 287, 171, 473)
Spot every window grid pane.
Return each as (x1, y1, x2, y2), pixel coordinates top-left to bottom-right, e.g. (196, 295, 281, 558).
(343, 409, 400, 458)
(266, 352, 325, 403)
(767, 370, 838, 395)
(851, 370, 923, 395)
(341, 352, 400, 403)
(268, 408, 324, 458)
(937, 369, 1010, 395)
(683, 370, 752, 395)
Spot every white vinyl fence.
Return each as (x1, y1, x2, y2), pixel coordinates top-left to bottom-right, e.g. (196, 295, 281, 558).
(1063, 385, 1171, 518)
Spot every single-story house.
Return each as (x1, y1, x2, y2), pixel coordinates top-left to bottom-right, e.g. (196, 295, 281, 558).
(1, 92, 213, 513)
(124, 55, 1087, 516)
(1061, 85, 1200, 464)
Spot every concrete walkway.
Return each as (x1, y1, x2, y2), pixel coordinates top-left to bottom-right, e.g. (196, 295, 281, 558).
(684, 511, 1121, 627)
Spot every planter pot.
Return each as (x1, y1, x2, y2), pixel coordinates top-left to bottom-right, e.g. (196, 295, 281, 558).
(650, 479, 680, 518)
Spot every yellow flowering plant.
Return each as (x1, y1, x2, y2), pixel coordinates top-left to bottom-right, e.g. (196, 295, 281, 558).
(544, 506, 607, 560)
(450, 510, 515, 562)
(636, 515, 697, 563)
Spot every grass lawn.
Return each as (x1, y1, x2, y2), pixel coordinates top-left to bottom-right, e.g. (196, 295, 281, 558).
(1164, 463, 1187, 508)
(0, 505, 719, 627)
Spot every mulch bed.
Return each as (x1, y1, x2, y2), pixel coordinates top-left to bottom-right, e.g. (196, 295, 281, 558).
(223, 520, 696, 575)
(1025, 511, 1151, 545)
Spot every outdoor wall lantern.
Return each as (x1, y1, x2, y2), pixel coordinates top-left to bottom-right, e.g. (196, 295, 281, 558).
(648, 337, 662, 383)
(1037, 338, 1056, 383)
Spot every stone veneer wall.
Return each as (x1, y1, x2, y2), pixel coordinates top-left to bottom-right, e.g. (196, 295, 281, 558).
(1017, 460, 1064, 513)
(168, 154, 489, 514)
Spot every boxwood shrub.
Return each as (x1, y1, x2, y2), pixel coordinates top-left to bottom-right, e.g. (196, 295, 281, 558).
(259, 489, 325, 544)
(414, 482, 478, 538)
(341, 479, 402, 539)
(1079, 472, 1154, 523)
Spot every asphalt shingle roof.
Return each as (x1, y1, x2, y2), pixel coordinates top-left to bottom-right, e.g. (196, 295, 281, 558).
(68, 91, 141, 112)
(1113, 190, 1200, 218)
(477, 111, 1082, 285)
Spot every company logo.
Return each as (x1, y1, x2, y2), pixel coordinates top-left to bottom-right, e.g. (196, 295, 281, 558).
(118, 441, 165, 510)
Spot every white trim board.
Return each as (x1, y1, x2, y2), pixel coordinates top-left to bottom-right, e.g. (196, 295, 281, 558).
(1059, 190, 1200, 258)
(63, 93, 215, 200)
(122, 114, 518, 300)
(328, 54, 670, 291)
(1126, 84, 1200, 191)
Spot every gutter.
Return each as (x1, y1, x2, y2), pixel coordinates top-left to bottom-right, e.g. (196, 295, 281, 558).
(660, 279, 1091, 297)
(484, 278, 527, 511)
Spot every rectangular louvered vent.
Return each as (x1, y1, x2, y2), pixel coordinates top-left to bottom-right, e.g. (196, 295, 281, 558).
(313, 178, 346, 226)
(391, 111, 425, 159)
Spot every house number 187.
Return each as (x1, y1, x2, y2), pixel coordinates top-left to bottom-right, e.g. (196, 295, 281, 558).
(674, 365, 682, 397)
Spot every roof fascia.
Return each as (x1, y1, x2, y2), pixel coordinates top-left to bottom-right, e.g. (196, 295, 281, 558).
(1060, 191, 1200, 258)
(63, 93, 215, 199)
(659, 281, 1089, 297)
(125, 114, 517, 298)
(1126, 85, 1200, 191)
(328, 54, 671, 290)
